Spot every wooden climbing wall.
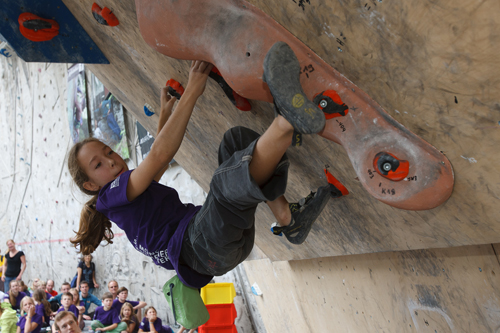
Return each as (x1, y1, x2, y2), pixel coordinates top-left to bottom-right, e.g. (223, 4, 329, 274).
(61, 0, 499, 261)
(242, 243, 500, 332)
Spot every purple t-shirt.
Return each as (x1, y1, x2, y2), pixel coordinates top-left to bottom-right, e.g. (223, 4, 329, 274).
(3, 291, 27, 310)
(17, 314, 43, 333)
(111, 299, 139, 312)
(57, 304, 79, 319)
(139, 317, 172, 333)
(35, 303, 50, 324)
(97, 170, 211, 288)
(93, 306, 120, 326)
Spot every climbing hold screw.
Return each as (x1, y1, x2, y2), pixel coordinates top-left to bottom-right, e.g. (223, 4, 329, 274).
(319, 100, 328, 108)
(382, 162, 392, 171)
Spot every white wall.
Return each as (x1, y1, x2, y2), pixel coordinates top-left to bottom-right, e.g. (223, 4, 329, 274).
(0, 53, 255, 332)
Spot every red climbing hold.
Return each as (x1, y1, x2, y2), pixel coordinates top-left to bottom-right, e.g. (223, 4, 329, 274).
(18, 13, 59, 42)
(166, 79, 185, 100)
(324, 168, 349, 198)
(314, 90, 349, 119)
(92, 3, 119, 27)
(373, 152, 410, 181)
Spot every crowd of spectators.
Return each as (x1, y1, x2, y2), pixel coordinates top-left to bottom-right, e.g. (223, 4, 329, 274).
(0, 241, 193, 333)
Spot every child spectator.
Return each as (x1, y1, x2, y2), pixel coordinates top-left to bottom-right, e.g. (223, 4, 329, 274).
(0, 301, 18, 333)
(30, 279, 39, 296)
(79, 281, 101, 319)
(37, 281, 52, 301)
(56, 292, 82, 324)
(91, 292, 127, 333)
(119, 302, 138, 333)
(32, 289, 52, 327)
(138, 307, 172, 333)
(46, 280, 58, 297)
(18, 281, 31, 297)
(112, 287, 146, 314)
(17, 296, 43, 333)
(3, 280, 27, 311)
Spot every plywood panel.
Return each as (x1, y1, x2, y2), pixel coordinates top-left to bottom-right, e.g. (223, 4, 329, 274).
(61, 0, 500, 261)
(243, 244, 500, 332)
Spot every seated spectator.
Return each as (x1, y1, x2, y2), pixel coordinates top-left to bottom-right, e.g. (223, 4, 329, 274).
(17, 296, 43, 333)
(79, 281, 101, 320)
(69, 288, 85, 308)
(3, 280, 27, 311)
(138, 307, 172, 333)
(56, 292, 82, 325)
(53, 311, 81, 333)
(108, 281, 119, 300)
(1, 301, 18, 333)
(0, 248, 4, 293)
(29, 279, 39, 296)
(19, 281, 31, 297)
(112, 287, 146, 314)
(37, 281, 52, 301)
(91, 292, 127, 333)
(119, 302, 138, 333)
(46, 280, 58, 297)
(32, 289, 52, 328)
(49, 282, 71, 305)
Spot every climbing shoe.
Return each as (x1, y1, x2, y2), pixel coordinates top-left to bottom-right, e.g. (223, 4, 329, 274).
(271, 184, 332, 245)
(263, 41, 325, 134)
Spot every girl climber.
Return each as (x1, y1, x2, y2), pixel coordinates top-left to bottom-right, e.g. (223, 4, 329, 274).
(68, 43, 339, 288)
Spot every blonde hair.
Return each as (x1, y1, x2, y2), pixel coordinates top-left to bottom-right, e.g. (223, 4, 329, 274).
(20, 296, 34, 316)
(5, 239, 14, 254)
(120, 302, 137, 325)
(68, 138, 114, 255)
(69, 288, 80, 304)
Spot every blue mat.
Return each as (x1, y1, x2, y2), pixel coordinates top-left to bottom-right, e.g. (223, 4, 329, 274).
(0, 0, 108, 63)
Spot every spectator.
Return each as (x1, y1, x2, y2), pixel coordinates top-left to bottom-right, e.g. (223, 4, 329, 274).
(17, 296, 43, 333)
(0, 301, 18, 333)
(69, 288, 85, 308)
(138, 307, 173, 333)
(18, 281, 31, 297)
(29, 279, 39, 296)
(108, 281, 119, 299)
(112, 287, 146, 314)
(80, 280, 101, 320)
(2, 280, 27, 311)
(53, 311, 80, 333)
(56, 292, 83, 327)
(72, 255, 99, 294)
(91, 292, 127, 333)
(37, 281, 52, 300)
(119, 302, 138, 333)
(46, 280, 58, 297)
(32, 289, 52, 328)
(1, 240, 26, 293)
(0, 248, 4, 292)
(49, 282, 71, 304)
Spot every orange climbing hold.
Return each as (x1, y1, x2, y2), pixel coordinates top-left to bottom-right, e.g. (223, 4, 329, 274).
(166, 79, 185, 100)
(18, 13, 59, 42)
(314, 90, 349, 119)
(373, 152, 410, 181)
(92, 3, 119, 27)
(324, 169, 349, 197)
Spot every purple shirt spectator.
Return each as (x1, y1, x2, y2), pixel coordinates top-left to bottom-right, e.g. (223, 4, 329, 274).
(139, 317, 172, 333)
(3, 291, 27, 310)
(111, 299, 139, 312)
(57, 304, 79, 319)
(17, 314, 43, 333)
(93, 306, 121, 326)
(35, 303, 50, 324)
(97, 170, 209, 288)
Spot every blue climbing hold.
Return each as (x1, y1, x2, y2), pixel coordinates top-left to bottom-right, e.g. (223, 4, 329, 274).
(144, 103, 154, 116)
